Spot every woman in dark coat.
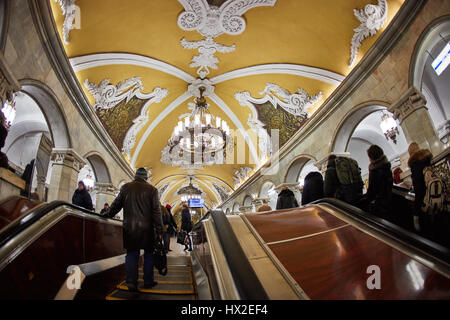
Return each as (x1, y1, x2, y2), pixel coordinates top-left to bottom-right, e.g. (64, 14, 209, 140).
(364, 145, 393, 218)
(302, 172, 324, 205)
(181, 204, 193, 251)
(72, 181, 94, 211)
(407, 142, 433, 233)
(276, 187, 299, 210)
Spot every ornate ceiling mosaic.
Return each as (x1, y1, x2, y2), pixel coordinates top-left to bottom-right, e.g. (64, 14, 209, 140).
(50, 0, 404, 210)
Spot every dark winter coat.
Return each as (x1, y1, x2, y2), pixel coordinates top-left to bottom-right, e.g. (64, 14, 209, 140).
(181, 208, 192, 232)
(72, 187, 94, 211)
(366, 155, 393, 217)
(408, 149, 433, 213)
(324, 160, 339, 198)
(106, 178, 163, 250)
(276, 189, 299, 210)
(302, 172, 324, 205)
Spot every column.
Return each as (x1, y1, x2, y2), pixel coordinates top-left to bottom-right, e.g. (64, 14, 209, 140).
(388, 86, 444, 156)
(35, 174, 47, 201)
(94, 182, 118, 213)
(47, 148, 85, 202)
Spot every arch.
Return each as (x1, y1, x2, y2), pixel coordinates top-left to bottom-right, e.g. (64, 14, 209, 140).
(331, 102, 389, 153)
(232, 203, 240, 213)
(19, 79, 71, 149)
(284, 154, 317, 183)
(243, 195, 253, 207)
(409, 15, 450, 89)
(84, 152, 112, 184)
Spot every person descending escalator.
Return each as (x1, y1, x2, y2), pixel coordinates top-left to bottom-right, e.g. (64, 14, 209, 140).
(72, 181, 94, 211)
(358, 145, 393, 219)
(161, 204, 177, 253)
(165, 204, 177, 252)
(181, 203, 193, 251)
(103, 168, 163, 292)
(301, 172, 324, 205)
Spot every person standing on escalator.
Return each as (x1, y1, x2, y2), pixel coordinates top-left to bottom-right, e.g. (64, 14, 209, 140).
(72, 181, 94, 211)
(104, 168, 163, 292)
(181, 203, 193, 251)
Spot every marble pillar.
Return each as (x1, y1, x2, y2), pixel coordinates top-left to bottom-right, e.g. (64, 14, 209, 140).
(388, 86, 444, 156)
(47, 148, 85, 202)
(94, 182, 118, 213)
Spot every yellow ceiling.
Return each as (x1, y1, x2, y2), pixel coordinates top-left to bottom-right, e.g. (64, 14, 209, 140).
(49, 0, 405, 206)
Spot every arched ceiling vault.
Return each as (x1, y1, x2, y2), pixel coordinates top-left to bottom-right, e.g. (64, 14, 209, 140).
(49, 0, 405, 205)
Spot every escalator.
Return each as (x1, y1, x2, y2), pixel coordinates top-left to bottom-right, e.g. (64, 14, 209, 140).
(1, 195, 449, 300)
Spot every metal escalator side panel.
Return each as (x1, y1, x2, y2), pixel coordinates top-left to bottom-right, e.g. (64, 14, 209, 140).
(227, 214, 307, 300)
(202, 218, 240, 300)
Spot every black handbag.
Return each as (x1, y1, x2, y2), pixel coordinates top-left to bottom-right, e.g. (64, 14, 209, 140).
(177, 231, 187, 244)
(153, 239, 167, 276)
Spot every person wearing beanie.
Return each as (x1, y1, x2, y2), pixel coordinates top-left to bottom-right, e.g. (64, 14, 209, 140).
(72, 180, 94, 211)
(104, 167, 163, 292)
(362, 145, 393, 218)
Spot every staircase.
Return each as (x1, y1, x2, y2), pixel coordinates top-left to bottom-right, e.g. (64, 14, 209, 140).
(106, 255, 197, 300)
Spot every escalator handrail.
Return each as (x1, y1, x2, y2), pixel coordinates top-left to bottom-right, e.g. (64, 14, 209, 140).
(209, 209, 269, 300)
(313, 198, 450, 264)
(0, 200, 116, 249)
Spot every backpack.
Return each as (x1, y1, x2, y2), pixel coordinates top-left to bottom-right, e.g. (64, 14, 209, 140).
(421, 166, 446, 215)
(334, 157, 363, 204)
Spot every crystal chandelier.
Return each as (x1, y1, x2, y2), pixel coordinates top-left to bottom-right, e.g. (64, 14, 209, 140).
(164, 86, 233, 167)
(380, 111, 400, 144)
(178, 177, 203, 202)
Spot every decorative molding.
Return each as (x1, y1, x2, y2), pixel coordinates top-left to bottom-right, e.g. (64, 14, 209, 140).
(94, 182, 117, 195)
(213, 182, 230, 202)
(84, 77, 163, 111)
(211, 64, 345, 86)
(122, 87, 168, 158)
(53, 0, 79, 45)
(69, 53, 195, 83)
(235, 83, 322, 118)
(181, 37, 235, 78)
(187, 78, 215, 97)
(233, 166, 253, 188)
(178, 0, 277, 78)
(158, 182, 170, 199)
(349, 0, 388, 66)
(388, 86, 427, 124)
(0, 53, 20, 107)
(50, 148, 85, 172)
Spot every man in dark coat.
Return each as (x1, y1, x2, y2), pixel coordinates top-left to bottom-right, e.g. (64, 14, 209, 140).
(276, 187, 299, 210)
(181, 204, 193, 251)
(364, 145, 393, 218)
(301, 172, 324, 205)
(407, 142, 433, 233)
(105, 168, 163, 291)
(72, 181, 94, 211)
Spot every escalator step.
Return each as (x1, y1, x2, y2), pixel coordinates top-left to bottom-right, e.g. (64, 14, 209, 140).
(138, 279, 192, 285)
(117, 282, 195, 295)
(106, 289, 195, 301)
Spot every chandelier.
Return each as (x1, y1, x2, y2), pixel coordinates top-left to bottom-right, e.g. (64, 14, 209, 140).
(178, 176, 203, 202)
(380, 111, 400, 144)
(163, 86, 233, 167)
(1, 100, 16, 129)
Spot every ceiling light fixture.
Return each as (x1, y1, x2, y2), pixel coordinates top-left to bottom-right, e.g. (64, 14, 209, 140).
(380, 111, 399, 144)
